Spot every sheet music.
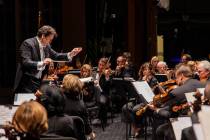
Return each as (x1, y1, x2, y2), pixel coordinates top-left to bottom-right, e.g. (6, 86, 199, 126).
(170, 117, 192, 140)
(193, 123, 205, 140)
(198, 107, 210, 140)
(201, 105, 210, 112)
(132, 81, 154, 102)
(79, 77, 93, 83)
(0, 105, 18, 125)
(197, 88, 205, 95)
(184, 92, 196, 103)
(14, 93, 36, 106)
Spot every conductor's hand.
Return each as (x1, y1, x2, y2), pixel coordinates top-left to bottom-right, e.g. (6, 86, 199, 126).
(43, 58, 52, 65)
(68, 47, 82, 58)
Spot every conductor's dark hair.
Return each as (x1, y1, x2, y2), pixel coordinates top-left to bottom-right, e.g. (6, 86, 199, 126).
(39, 84, 65, 117)
(37, 25, 57, 38)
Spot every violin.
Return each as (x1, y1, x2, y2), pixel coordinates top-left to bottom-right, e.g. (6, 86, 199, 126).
(136, 80, 178, 116)
(153, 79, 178, 106)
(172, 91, 210, 113)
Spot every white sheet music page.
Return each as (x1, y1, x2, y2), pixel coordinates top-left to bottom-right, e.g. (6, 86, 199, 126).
(184, 92, 196, 103)
(198, 105, 210, 140)
(14, 93, 36, 106)
(193, 123, 205, 140)
(170, 117, 192, 140)
(197, 88, 205, 95)
(132, 81, 154, 102)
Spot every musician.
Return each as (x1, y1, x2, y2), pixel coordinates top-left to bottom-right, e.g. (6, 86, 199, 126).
(62, 74, 96, 140)
(181, 54, 192, 64)
(14, 25, 82, 93)
(138, 62, 158, 89)
(181, 82, 210, 140)
(187, 61, 199, 80)
(94, 57, 111, 125)
(114, 55, 135, 78)
(121, 62, 158, 137)
(149, 64, 204, 140)
(37, 84, 86, 140)
(150, 56, 159, 73)
(3, 101, 48, 140)
(196, 60, 210, 83)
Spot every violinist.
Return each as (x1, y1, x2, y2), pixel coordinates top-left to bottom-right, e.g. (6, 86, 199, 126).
(149, 64, 204, 140)
(138, 62, 158, 89)
(121, 62, 158, 137)
(93, 57, 111, 125)
(80, 64, 102, 110)
(181, 82, 210, 140)
(150, 56, 159, 73)
(196, 60, 210, 84)
(114, 55, 135, 78)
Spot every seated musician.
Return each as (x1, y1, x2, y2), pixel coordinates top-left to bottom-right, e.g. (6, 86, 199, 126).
(150, 56, 159, 73)
(121, 62, 158, 137)
(37, 84, 86, 140)
(3, 101, 48, 140)
(196, 60, 210, 83)
(156, 61, 174, 80)
(181, 82, 210, 140)
(61, 74, 96, 140)
(93, 57, 112, 125)
(181, 53, 192, 64)
(114, 55, 136, 78)
(42, 62, 58, 85)
(187, 61, 199, 80)
(148, 64, 204, 140)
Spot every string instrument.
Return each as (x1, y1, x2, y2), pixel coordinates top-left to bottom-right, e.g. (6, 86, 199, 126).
(136, 79, 178, 116)
(153, 79, 178, 106)
(172, 91, 210, 113)
(57, 65, 72, 75)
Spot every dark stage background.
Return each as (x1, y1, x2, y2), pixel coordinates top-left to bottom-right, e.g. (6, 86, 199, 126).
(0, 0, 210, 104)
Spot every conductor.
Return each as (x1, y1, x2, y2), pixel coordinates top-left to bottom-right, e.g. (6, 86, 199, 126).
(14, 25, 82, 93)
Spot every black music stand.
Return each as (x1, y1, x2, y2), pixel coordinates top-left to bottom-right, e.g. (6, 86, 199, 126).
(132, 81, 156, 140)
(110, 78, 139, 140)
(155, 74, 168, 83)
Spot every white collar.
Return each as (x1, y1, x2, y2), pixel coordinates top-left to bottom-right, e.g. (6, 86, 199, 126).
(36, 36, 45, 49)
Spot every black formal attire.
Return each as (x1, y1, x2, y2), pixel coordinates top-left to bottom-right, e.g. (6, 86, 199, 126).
(64, 93, 92, 135)
(46, 115, 86, 140)
(165, 78, 205, 106)
(14, 37, 70, 93)
(155, 78, 204, 140)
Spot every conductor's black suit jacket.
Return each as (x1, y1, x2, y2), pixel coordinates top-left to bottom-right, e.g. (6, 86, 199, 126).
(14, 37, 70, 93)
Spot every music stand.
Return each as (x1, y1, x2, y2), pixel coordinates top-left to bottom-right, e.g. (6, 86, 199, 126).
(110, 78, 140, 140)
(132, 81, 156, 140)
(155, 74, 168, 83)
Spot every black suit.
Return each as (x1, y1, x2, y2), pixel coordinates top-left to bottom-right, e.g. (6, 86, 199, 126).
(166, 79, 205, 106)
(64, 93, 93, 135)
(14, 37, 70, 93)
(155, 79, 204, 140)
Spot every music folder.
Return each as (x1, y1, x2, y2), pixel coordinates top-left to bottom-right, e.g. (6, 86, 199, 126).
(132, 81, 154, 103)
(14, 93, 36, 106)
